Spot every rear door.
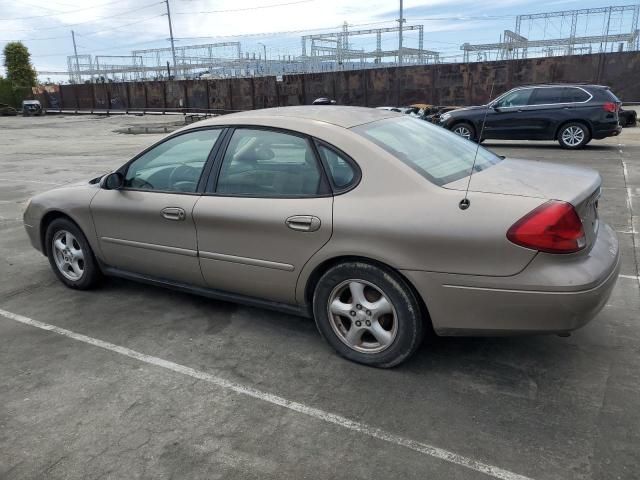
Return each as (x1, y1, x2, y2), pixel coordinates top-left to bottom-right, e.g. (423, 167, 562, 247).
(523, 87, 572, 138)
(91, 128, 223, 285)
(193, 127, 333, 304)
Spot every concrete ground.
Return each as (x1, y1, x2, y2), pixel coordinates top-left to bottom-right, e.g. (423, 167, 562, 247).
(0, 114, 638, 480)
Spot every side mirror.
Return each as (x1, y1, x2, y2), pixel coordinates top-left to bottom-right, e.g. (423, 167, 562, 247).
(102, 172, 124, 190)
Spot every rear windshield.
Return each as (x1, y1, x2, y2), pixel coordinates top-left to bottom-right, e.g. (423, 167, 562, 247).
(603, 89, 620, 103)
(353, 117, 502, 186)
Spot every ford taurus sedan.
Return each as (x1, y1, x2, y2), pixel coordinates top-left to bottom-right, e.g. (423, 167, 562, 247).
(23, 106, 620, 367)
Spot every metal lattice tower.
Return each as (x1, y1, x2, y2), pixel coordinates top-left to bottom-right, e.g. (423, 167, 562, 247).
(462, 4, 640, 62)
(301, 23, 438, 69)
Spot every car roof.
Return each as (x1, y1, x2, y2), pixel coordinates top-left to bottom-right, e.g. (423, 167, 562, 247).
(515, 83, 609, 89)
(195, 106, 400, 129)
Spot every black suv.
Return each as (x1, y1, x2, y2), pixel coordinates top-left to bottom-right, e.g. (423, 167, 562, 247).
(439, 84, 622, 149)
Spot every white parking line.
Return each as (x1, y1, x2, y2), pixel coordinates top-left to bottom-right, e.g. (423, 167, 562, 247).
(0, 308, 534, 480)
(619, 274, 640, 281)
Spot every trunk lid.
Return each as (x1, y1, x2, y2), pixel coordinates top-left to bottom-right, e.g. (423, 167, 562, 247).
(445, 158, 602, 250)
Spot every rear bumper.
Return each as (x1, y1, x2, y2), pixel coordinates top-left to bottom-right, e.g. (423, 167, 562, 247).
(593, 124, 622, 139)
(402, 223, 620, 335)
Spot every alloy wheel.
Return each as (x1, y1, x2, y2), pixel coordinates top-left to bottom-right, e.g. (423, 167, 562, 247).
(561, 126, 585, 147)
(52, 230, 85, 281)
(327, 279, 398, 354)
(453, 125, 472, 140)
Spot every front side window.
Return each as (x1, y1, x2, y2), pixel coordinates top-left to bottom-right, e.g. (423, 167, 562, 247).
(529, 87, 565, 105)
(124, 129, 221, 192)
(316, 143, 356, 189)
(494, 89, 532, 108)
(353, 117, 502, 186)
(216, 129, 322, 196)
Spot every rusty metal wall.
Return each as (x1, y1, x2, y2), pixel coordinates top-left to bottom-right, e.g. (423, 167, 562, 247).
(52, 52, 640, 113)
(108, 83, 128, 110)
(93, 84, 109, 110)
(207, 79, 233, 112)
(185, 80, 208, 112)
(128, 83, 146, 109)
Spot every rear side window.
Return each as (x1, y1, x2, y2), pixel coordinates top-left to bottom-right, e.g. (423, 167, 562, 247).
(315, 143, 356, 190)
(562, 88, 590, 103)
(603, 89, 621, 102)
(216, 128, 323, 197)
(529, 87, 565, 105)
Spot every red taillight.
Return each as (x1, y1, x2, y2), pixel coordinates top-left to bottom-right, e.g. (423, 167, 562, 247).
(603, 102, 618, 113)
(507, 201, 586, 254)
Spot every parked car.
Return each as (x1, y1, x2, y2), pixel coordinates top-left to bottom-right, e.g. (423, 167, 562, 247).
(375, 106, 404, 112)
(312, 97, 336, 105)
(0, 103, 18, 116)
(619, 107, 637, 127)
(439, 84, 622, 149)
(23, 107, 620, 367)
(22, 99, 45, 116)
(425, 105, 462, 124)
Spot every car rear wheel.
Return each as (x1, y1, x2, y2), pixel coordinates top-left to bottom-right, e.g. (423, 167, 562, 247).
(312, 262, 424, 368)
(558, 123, 590, 149)
(452, 122, 476, 142)
(45, 218, 102, 289)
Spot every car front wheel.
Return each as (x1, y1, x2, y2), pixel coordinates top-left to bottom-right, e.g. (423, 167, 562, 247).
(558, 122, 590, 149)
(312, 262, 425, 368)
(45, 218, 102, 289)
(451, 122, 476, 142)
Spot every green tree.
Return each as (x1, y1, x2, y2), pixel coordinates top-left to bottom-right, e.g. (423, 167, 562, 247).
(0, 75, 15, 106)
(3, 42, 37, 106)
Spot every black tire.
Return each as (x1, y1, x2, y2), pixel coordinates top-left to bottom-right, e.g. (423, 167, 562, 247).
(312, 262, 425, 368)
(451, 122, 476, 142)
(557, 122, 591, 149)
(45, 217, 102, 289)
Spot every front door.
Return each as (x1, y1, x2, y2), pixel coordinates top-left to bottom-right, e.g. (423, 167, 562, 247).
(484, 88, 534, 139)
(193, 127, 333, 304)
(91, 128, 223, 285)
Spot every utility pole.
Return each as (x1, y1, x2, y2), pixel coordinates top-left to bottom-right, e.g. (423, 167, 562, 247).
(71, 30, 80, 83)
(398, 0, 404, 66)
(164, 0, 178, 77)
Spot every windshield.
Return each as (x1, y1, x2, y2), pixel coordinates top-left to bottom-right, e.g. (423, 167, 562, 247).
(353, 117, 502, 186)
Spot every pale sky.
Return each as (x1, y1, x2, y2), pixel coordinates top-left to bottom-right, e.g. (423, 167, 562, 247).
(0, 0, 633, 80)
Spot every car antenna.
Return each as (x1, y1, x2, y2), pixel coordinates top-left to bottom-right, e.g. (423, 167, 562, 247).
(459, 80, 496, 211)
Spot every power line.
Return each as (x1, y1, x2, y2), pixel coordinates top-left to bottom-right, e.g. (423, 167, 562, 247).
(4, 1, 165, 33)
(0, 0, 130, 21)
(1, 14, 165, 42)
(174, 0, 316, 15)
(30, 37, 169, 57)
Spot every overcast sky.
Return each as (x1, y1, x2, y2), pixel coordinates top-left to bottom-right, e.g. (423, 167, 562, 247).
(0, 0, 632, 80)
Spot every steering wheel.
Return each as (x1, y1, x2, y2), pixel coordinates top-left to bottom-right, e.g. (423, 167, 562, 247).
(169, 164, 199, 192)
(129, 177, 154, 190)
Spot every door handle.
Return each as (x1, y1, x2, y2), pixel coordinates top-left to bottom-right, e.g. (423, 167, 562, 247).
(285, 215, 321, 232)
(161, 207, 186, 221)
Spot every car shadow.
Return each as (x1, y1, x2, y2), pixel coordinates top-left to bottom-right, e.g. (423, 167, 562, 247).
(98, 276, 580, 376)
(482, 142, 618, 151)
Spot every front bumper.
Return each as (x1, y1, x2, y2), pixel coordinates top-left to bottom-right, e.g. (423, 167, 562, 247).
(402, 223, 620, 335)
